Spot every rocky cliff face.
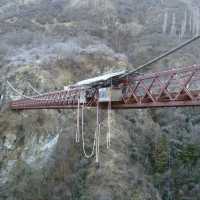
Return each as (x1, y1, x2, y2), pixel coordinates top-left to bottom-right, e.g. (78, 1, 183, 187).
(1, 0, 200, 200)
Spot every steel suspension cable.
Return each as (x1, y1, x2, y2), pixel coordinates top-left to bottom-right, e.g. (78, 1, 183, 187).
(122, 35, 200, 78)
(7, 81, 42, 100)
(7, 81, 72, 102)
(28, 83, 43, 95)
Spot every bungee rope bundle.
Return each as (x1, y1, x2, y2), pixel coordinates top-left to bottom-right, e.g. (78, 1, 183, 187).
(75, 89, 112, 163)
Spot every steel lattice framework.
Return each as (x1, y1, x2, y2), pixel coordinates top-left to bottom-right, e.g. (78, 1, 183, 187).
(10, 65, 200, 110)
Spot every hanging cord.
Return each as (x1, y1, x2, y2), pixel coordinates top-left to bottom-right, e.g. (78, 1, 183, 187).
(75, 94, 80, 143)
(96, 122, 101, 163)
(107, 82, 112, 149)
(81, 102, 96, 159)
(107, 95, 111, 148)
(95, 98, 100, 163)
(80, 93, 101, 163)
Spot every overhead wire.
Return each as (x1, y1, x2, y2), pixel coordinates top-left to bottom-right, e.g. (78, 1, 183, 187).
(7, 80, 41, 100)
(7, 80, 72, 102)
(28, 83, 43, 95)
(122, 34, 200, 78)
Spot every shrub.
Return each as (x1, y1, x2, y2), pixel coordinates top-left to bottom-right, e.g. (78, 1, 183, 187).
(151, 135, 169, 173)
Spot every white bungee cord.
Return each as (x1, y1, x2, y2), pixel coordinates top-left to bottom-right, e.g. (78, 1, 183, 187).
(75, 96, 80, 143)
(80, 95, 101, 163)
(106, 79, 113, 149)
(81, 102, 97, 159)
(107, 88, 112, 149)
(107, 101, 111, 148)
(95, 98, 100, 163)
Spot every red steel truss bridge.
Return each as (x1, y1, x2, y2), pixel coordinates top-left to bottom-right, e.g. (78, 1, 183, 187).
(7, 35, 200, 163)
(8, 35, 200, 111)
(9, 65, 200, 110)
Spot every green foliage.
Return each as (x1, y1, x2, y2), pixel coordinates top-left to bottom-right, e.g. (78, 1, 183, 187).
(72, 168, 90, 200)
(131, 190, 143, 200)
(151, 135, 169, 174)
(9, 161, 49, 200)
(178, 144, 200, 167)
(0, 160, 3, 169)
(150, 140, 200, 200)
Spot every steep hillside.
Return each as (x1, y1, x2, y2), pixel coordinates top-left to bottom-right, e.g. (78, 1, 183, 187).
(0, 0, 200, 200)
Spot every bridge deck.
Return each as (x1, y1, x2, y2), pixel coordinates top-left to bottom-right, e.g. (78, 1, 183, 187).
(9, 65, 200, 110)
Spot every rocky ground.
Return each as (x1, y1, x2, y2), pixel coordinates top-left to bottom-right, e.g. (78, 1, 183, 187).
(0, 0, 200, 200)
